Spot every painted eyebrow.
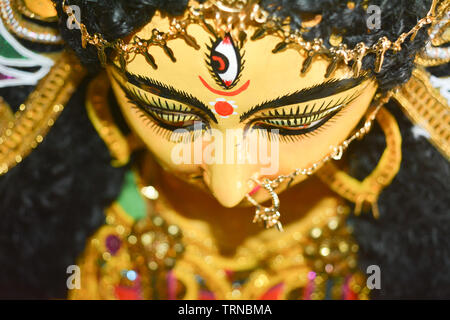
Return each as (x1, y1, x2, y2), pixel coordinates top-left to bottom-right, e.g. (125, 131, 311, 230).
(118, 69, 218, 124)
(239, 75, 368, 122)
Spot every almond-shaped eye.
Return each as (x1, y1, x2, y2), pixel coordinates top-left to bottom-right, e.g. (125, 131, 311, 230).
(207, 34, 243, 90)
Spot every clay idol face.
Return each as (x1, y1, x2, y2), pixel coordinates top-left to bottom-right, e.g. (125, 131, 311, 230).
(108, 12, 378, 208)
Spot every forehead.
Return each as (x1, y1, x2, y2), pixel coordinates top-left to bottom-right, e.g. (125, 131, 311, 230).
(124, 12, 353, 103)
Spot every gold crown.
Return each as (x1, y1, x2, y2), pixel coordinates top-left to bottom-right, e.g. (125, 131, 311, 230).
(62, 0, 442, 78)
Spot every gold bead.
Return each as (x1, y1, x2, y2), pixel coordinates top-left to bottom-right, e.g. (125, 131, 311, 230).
(254, 274, 269, 288)
(141, 232, 154, 246)
(128, 235, 137, 245)
(329, 33, 343, 46)
(152, 216, 164, 227)
(320, 246, 330, 257)
(116, 225, 125, 235)
(310, 227, 322, 239)
(53, 104, 62, 112)
(102, 252, 111, 261)
(148, 261, 158, 271)
(327, 218, 339, 230)
(105, 215, 115, 225)
(339, 241, 349, 253)
(168, 225, 180, 237)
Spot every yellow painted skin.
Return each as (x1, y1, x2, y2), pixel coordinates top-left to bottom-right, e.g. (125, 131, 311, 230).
(107, 12, 378, 252)
(23, 0, 57, 19)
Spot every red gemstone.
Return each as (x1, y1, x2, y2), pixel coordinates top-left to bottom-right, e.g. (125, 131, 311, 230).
(214, 101, 234, 116)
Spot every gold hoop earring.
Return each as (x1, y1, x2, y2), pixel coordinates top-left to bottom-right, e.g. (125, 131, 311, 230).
(86, 72, 135, 167)
(316, 106, 402, 218)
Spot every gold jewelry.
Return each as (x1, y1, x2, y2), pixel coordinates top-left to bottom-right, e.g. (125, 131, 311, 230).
(415, 0, 450, 66)
(394, 67, 450, 160)
(0, 97, 14, 134)
(0, 0, 62, 44)
(0, 51, 86, 176)
(246, 92, 394, 230)
(316, 106, 403, 219)
(69, 169, 370, 300)
(246, 180, 283, 231)
(62, 0, 441, 78)
(16, 0, 58, 23)
(86, 72, 132, 167)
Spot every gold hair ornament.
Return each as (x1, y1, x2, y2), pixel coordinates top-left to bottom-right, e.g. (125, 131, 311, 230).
(394, 67, 450, 160)
(62, 0, 441, 78)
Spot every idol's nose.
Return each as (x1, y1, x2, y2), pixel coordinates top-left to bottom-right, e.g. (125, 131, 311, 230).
(204, 162, 256, 208)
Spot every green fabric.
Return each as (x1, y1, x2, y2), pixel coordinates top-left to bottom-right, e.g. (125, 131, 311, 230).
(0, 34, 25, 59)
(117, 170, 147, 221)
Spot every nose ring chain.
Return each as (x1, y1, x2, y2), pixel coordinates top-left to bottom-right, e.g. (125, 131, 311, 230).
(246, 178, 283, 231)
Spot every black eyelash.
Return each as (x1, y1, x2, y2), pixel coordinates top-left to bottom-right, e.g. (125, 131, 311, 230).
(251, 107, 342, 143)
(259, 89, 358, 120)
(125, 87, 210, 143)
(247, 90, 360, 143)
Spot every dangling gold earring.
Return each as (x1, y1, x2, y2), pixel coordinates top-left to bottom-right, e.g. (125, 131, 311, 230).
(316, 106, 402, 218)
(86, 72, 140, 167)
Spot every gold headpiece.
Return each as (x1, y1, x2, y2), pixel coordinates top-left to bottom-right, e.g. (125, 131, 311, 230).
(63, 0, 441, 78)
(0, 0, 62, 44)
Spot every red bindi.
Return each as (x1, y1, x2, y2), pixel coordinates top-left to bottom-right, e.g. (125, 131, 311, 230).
(214, 101, 234, 117)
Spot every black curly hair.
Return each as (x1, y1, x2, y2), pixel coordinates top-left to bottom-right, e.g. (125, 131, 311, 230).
(0, 0, 448, 299)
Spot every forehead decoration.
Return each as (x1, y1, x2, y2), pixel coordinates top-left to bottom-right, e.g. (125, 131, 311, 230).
(209, 98, 238, 118)
(62, 0, 441, 79)
(206, 34, 244, 90)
